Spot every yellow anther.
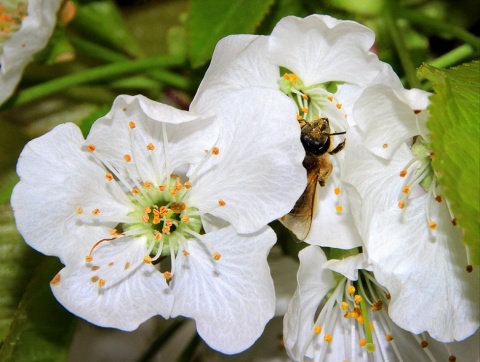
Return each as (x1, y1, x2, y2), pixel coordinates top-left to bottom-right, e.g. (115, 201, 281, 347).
(162, 225, 171, 234)
(386, 334, 394, 342)
(336, 103, 342, 109)
(212, 146, 220, 155)
(131, 187, 139, 194)
(159, 184, 167, 191)
(184, 181, 192, 189)
(371, 300, 383, 311)
(213, 252, 221, 261)
(344, 311, 351, 319)
(171, 202, 186, 213)
(279, 215, 286, 222)
(87, 144, 96, 152)
(143, 180, 151, 188)
(125, 262, 130, 269)
(147, 143, 155, 151)
(357, 315, 364, 324)
(91, 276, 99, 283)
(50, 273, 61, 286)
(144, 207, 152, 213)
(141, 214, 149, 223)
(428, 221, 437, 230)
(143, 255, 152, 264)
(124, 154, 132, 162)
(420, 340, 428, 348)
(105, 172, 113, 181)
(347, 285, 356, 294)
(324, 334, 333, 343)
(341, 302, 348, 310)
(296, 114, 303, 120)
(314, 325, 322, 334)
(336, 205, 343, 213)
(108, 262, 114, 267)
(91, 266, 100, 271)
(402, 186, 410, 194)
(383, 143, 388, 149)
(109, 228, 118, 236)
(328, 96, 333, 102)
(165, 220, 173, 227)
(334, 187, 341, 195)
(181, 215, 190, 224)
(98, 278, 106, 287)
(218, 199, 226, 207)
(301, 107, 308, 113)
(302, 94, 308, 100)
(163, 271, 172, 280)
(129, 121, 136, 129)
(354, 295, 363, 303)
(182, 249, 190, 256)
(154, 232, 162, 241)
(399, 169, 408, 177)
(398, 200, 405, 209)
(75, 207, 83, 214)
(352, 307, 361, 319)
(85, 255, 93, 262)
(359, 338, 367, 347)
(92, 208, 100, 215)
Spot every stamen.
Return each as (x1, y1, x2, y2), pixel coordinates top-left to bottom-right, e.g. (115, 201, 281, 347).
(129, 121, 136, 129)
(428, 221, 437, 230)
(87, 144, 96, 152)
(105, 172, 114, 181)
(147, 143, 155, 151)
(336, 205, 343, 213)
(218, 199, 226, 207)
(124, 154, 132, 162)
(314, 325, 322, 334)
(212, 146, 220, 155)
(75, 207, 83, 214)
(323, 334, 333, 343)
(213, 251, 221, 261)
(334, 187, 341, 195)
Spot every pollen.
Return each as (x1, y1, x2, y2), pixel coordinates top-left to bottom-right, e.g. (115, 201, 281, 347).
(213, 252, 221, 261)
(386, 334, 394, 342)
(296, 114, 302, 120)
(143, 180, 151, 188)
(181, 216, 190, 224)
(212, 146, 220, 155)
(341, 302, 348, 310)
(75, 207, 83, 214)
(131, 187, 139, 194)
(163, 271, 172, 280)
(92, 208, 100, 215)
(328, 96, 333, 102)
(105, 172, 113, 181)
(334, 187, 341, 195)
(91, 276, 99, 283)
(354, 295, 362, 303)
(129, 121, 136, 129)
(301, 107, 308, 113)
(347, 285, 356, 294)
(85, 255, 93, 262)
(50, 273, 61, 286)
(154, 232, 162, 241)
(147, 143, 155, 151)
(159, 184, 167, 191)
(336, 205, 343, 213)
(91, 266, 100, 271)
(324, 334, 333, 343)
(184, 181, 192, 189)
(344, 311, 351, 318)
(399, 169, 408, 177)
(171, 202, 186, 213)
(144, 207, 151, 213)
(336, 103, 342, 109)
(398, 200, 405, 209)
(87, 144, 96, 152)
(141, 214, 149, 223)
(218, 199, 226, 207)
(182, 249, 190, 256)
(143, 255, 152, 264)
(314, 325, 322, 334)
(371, 300, 383, 311)
(124, 154, 132, 162)
(383, 143, 388, 149)
(162, 225, 171, 234)
(359, 338, 367, 347)
(356, 315, 364, 324)
(98, 278, 106, 287)
(428, 221, 437, 230)
(435, 195, 442, 203)
(302, 94, 308, 100)
(402, 186, 410, 194)
(420, 340, 428, 348)
(124, 262, 130, 269)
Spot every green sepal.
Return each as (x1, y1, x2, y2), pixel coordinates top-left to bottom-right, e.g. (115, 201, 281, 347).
(418, 61, 480, 266)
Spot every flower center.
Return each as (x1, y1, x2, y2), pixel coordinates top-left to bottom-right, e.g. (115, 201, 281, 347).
(0, 1, 27, 56)
(278, 71, 348, 133)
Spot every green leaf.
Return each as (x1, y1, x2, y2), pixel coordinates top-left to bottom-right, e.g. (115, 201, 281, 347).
(0, 255, 76, 361)
(188, 0, 275, 68)
(418, 61, 480, 266)
(0, 205, 42, 344)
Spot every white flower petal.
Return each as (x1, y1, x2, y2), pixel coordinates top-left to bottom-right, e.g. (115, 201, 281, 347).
(51, 237, 173, 331)
(367, 197, 479, 342)
(269, 15, 380, 86)
(1, 0, 61, 103)
(170, 225, 276, 354)
(191, 35, 279, 107)
(354, 84, 421, 158)
(87, 94, 218, 183)
(283, 246, 335, 361)
(190, 88, 307, 234)
(11, 123, 131, 264)
(323, 253, 371, 281)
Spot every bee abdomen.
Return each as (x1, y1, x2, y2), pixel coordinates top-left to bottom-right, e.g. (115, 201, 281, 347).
(301, 133, 331, 155)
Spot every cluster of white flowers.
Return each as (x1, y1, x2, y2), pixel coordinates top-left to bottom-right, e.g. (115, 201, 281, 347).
(9, 10, 479, 361)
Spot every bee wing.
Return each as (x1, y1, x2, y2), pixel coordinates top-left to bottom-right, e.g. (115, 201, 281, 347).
(282, 171, 319, 241)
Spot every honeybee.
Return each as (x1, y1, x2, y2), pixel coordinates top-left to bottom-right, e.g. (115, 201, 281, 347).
(284, 117, 346, 240)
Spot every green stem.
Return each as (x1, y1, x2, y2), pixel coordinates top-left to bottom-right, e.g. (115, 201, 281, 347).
(2, 54, 185, 109)
(397, 8, 480, 51)
(358, 287, 376, 353)
(70, 36, 190, 89)
(383, 3, 422, 88)
(428, 44, 477, 69)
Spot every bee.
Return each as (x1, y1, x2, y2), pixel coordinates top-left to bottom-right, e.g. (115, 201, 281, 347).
(284, 117, 346, 240)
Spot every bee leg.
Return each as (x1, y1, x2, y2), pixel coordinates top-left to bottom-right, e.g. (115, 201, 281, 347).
(329, 139, 346, 155)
